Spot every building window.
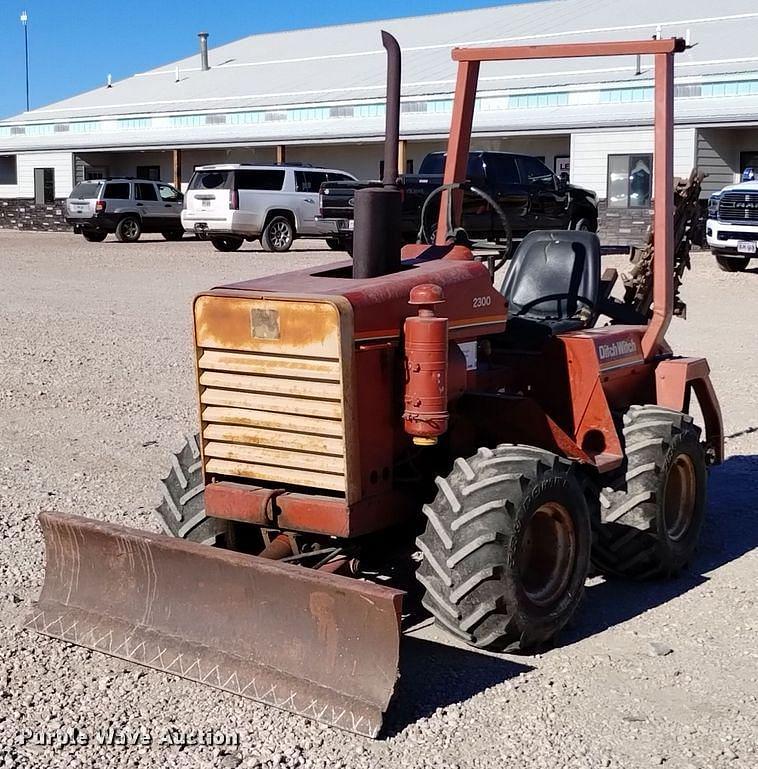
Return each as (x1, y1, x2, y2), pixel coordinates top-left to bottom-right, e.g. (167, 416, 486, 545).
(607, 154, 653, 208)
(328, 106, 354, 118)
(0, 155, 17, 185)
(34, 168, 55, 204)
(137, 165, 161, 181)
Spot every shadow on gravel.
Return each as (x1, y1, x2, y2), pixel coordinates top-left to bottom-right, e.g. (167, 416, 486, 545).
(383, 636, 532, 737)
(562, 454, 758, 646)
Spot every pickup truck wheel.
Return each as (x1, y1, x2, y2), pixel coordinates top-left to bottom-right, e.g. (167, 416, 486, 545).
(115, 216, 142, 243)
(162, 229, 184, 241)
(715, 254, 750, 272)
(82, 231, 107, 242)
(571, 216, 597, 233)
(262, 215, 295, 252)
(210, 236, 244, 252)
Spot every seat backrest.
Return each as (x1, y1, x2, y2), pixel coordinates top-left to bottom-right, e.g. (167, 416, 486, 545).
(499, 230, 601, 321)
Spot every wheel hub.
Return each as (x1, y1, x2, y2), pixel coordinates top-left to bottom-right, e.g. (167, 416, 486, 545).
(663, 453, 697, 541)
(519, 502, 576, 607)
(271, 221, 291, 248)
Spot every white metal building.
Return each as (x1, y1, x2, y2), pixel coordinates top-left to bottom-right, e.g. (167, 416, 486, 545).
(1, 0, 757, 238)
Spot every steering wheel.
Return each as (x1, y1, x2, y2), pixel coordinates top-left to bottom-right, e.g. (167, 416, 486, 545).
(417, 182, 513, 274)
(513, 292, 596, 320)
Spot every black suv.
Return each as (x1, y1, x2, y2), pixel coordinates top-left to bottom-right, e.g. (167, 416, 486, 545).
(319, 151, 599, 250)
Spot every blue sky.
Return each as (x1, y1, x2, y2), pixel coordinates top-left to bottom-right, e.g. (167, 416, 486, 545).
(0, 0, 543, 119)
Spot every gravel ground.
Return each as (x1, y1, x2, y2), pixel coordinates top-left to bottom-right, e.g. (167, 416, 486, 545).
(0, 230, 755, 769)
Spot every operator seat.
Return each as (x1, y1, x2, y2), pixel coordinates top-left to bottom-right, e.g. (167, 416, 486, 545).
(498, 230, 601, 347)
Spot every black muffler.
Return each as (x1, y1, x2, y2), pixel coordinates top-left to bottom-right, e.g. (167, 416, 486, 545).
(352, 31, 403, 279)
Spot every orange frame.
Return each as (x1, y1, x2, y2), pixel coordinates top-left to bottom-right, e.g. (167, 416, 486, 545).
(437, 37, 686, 362)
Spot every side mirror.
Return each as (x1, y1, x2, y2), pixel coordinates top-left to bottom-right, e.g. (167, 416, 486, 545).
(559, 172, 570, 187)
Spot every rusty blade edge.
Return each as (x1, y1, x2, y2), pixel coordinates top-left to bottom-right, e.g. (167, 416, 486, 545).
(25, 602, 385, 738)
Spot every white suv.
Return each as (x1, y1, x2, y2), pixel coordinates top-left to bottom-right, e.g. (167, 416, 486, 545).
(182, 164, 356, 252)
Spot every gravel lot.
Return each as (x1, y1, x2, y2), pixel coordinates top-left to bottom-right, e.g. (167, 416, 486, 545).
(0, 230, 756, 769)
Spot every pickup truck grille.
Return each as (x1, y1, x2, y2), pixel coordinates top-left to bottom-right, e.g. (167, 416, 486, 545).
(718, 192, 758, 223)
(198, 348, 347, 493)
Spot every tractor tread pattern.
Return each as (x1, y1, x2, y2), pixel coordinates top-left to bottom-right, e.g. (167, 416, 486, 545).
(591, 405, 702, 579)
(154, 433, 226, 545)
(416, 444, 575, 652)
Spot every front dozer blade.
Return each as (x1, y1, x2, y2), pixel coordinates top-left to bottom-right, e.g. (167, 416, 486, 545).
(26, 512, 403, 738)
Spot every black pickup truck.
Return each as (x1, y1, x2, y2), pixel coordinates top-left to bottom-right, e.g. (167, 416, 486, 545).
(319, 150, 598, 250)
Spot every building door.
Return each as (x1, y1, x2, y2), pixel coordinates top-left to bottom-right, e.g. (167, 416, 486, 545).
(34, 168, 55, 204)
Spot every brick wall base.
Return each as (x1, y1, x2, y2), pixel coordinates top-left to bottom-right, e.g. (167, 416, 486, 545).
(597, 201, 651, 247)
(0, 199, 69, 232)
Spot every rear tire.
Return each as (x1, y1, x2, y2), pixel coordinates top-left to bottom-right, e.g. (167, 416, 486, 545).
(715, 254, 750, 272)
(415, 445, 591, 652)
(115, 216, 142, 243)
(82, 230, 107, 242)
(326, 237, 345, 251)
(210, 236, 244, 252)
(591, 406, 706, 579)
(261, 215, 295, 252)
(155, 433, 228, 545)
(162, 229, 184, 241)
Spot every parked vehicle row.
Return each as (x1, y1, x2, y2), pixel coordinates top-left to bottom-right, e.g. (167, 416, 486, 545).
(65, 154, 601, 254)
(65, 166, 358, 252)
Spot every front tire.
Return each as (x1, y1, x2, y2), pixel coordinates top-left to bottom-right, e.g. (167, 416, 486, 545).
(261, 215, 295, 252)
(715, 253, 750, 272)
(210, 236, 244, 252)
(592, 406, 706, 579)
(82, 230, 107, 242)
(115, 216, 142, 243)
(416, 445, 591, 652)
(155, 433, 228, 545)
(571, 215, 598, 233)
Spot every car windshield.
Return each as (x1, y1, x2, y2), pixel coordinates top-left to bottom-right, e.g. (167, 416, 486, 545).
(189, 171, 231, 190)
(69, 182, 101, 199)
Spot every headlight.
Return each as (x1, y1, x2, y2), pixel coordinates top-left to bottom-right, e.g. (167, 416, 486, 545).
(708, 195, 720, 217)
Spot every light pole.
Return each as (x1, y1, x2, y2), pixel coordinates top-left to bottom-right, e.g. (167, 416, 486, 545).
(20, 11, 29, 111)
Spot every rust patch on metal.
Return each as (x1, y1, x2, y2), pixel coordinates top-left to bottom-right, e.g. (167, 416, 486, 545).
(194, 295, 341, 357)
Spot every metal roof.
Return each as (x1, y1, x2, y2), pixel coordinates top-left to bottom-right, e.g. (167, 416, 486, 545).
(2, 0, 758, 149)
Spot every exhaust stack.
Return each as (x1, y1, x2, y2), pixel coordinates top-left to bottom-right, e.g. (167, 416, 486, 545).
(352, 31, 402, 279)
(198, 32, 210, 71)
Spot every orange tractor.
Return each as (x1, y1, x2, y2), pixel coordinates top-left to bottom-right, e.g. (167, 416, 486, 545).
(28, 34, 722, 738)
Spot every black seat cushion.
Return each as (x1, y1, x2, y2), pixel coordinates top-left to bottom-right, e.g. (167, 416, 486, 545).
(499, 230, 601, 325)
